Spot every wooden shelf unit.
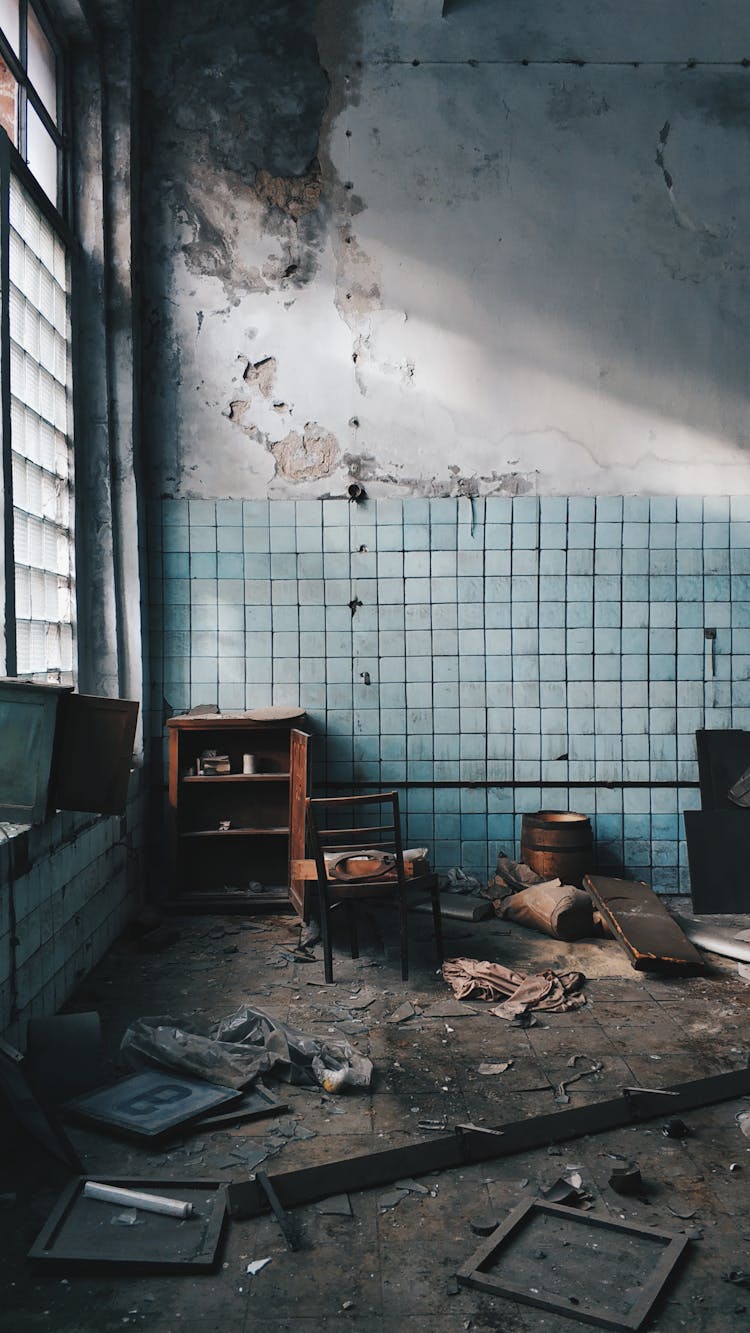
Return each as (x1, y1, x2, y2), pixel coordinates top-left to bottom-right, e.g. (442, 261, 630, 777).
(166, 710, 309, 915)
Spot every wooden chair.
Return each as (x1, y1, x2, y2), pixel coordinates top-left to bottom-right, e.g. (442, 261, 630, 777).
(305, 791, 444, 983)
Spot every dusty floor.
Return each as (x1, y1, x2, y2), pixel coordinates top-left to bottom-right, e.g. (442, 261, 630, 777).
(1, 896, 750, 1332)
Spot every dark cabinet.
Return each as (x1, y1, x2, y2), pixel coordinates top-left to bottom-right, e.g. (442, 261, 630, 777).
(0, 679, 138, 823)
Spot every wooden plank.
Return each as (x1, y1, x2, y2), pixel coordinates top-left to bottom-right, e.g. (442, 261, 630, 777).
(583, 874, 705, 974)
(291, 858, 316, 880)
(288, 729, 309, 920)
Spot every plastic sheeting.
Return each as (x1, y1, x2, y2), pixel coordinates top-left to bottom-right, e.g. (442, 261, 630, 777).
(120, 1005, 373, 1092)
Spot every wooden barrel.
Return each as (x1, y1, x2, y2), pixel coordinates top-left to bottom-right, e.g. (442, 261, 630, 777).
(520, 810, 593, 888)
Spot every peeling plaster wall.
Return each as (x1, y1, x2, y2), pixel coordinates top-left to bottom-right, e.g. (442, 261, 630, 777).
(141, 0, 750, 500)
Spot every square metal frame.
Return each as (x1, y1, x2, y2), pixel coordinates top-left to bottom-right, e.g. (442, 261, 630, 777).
(457, 1198, 689, 1331)
(62, 1069, 242, 1141)
(29, 1176, 228, 1273)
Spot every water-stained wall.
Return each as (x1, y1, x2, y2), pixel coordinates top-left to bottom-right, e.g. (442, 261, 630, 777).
(140, 0, 750, 501)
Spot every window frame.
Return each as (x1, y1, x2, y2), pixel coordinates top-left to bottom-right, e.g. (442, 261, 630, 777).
(0, 0, 65, 210)
(0, 125, 75, 680)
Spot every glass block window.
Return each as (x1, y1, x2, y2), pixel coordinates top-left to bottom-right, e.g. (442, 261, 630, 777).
(7, 171, 73, 677)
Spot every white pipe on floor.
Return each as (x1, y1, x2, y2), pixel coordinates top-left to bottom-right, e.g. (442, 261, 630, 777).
(671, 913, 750, 964)
(83, 1181, 193, 1218)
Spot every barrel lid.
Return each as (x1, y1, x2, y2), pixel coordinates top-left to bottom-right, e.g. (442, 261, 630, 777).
(523, 810, 590, 824)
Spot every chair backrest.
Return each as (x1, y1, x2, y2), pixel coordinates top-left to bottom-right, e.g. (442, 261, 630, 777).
(306, 791, 407, 889)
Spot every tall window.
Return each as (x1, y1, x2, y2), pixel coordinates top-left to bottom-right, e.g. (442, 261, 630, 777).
(0, 0, 73, 681)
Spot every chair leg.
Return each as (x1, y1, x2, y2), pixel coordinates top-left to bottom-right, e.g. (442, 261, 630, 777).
(399, 893, 409, 981)
(344, 899, 359, 959)
(318, 884, 334, 984)
(430, 886, 444, 965)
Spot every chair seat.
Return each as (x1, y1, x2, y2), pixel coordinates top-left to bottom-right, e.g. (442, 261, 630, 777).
(321, 870, 439, 901)
(306, 791, 443, 982)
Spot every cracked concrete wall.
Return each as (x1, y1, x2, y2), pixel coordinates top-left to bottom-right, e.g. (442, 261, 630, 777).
(141, 0, 750, 499)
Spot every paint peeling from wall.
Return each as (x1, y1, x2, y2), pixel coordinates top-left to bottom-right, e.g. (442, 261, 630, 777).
(243, 355, 278, 397)
(255, 160, 323, 219)
(334, 223, 383, 322)
(342, 451, 538, 497)
(272, 424, 339, 480)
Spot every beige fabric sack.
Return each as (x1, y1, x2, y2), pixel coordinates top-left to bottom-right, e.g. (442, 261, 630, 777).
(497, 878, 595, 941)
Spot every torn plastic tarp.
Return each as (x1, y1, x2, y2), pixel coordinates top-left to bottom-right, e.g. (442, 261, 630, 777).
(441, 958, 586, 1019)
(120, 1005, 373, 1092)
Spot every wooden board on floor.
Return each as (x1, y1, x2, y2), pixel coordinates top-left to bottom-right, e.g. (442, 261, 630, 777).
(583, 874, 706, 974)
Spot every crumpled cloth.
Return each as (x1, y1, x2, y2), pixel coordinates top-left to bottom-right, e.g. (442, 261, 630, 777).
(441, 958, 586, 1020)
(120, 1004, 373, 1092)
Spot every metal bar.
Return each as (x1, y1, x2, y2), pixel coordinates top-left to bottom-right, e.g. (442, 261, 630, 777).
(0, 131, 15, 674)
(227, 1065, 750, 1219)
(255, 1171, 299, 1251)
(7, 133, 74, 246)
(318, 779, 701, 791)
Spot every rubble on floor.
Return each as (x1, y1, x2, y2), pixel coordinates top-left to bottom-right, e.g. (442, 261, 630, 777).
(1, 896, 749, 1331)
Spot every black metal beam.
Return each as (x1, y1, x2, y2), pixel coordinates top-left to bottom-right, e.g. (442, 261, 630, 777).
(227, 1066, 750, 1219)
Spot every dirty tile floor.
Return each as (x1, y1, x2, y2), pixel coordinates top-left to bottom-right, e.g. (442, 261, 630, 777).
(2, 898, 749, 1331)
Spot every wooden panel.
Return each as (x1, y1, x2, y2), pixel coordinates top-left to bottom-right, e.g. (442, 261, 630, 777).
(288, 729, 310, 920)
(50, 694, 139, 815)
(684, 809, 750, 912)
(0, 679, 70, 822)
(583, 874, 705, 974)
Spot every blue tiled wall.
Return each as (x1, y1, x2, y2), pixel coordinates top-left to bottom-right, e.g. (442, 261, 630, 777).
(148, 495, 750, 890)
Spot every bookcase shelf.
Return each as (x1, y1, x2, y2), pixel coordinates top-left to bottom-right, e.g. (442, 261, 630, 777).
(166, 709, 309, 916)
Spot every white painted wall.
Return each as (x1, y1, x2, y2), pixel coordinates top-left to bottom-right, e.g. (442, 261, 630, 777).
(142, 1, 750, 499)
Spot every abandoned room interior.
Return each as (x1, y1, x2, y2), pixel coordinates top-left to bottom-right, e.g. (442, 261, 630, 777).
(1, 1, 750, 1329)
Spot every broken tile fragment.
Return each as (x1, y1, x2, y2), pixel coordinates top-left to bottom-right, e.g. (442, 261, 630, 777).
(378, 1188, 409, 1210)
(422, 999, 478, 1019)
(314, 1194, 353, 1216)
(394, 1178, 430, 1195)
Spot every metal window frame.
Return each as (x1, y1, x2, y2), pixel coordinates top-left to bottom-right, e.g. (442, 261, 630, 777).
(0, 125, 74, 677)
(0, 0, 66, 211)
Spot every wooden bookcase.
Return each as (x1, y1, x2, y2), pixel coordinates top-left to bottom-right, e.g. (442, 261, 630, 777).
(166, 708, 310, 916)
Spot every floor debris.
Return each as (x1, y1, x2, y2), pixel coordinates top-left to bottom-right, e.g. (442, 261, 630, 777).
(8, 901, 750, 1328)
(554, 1057, 603, 1104)
(662, 1116, 690, 1139)
(313, 1194, 352, 1216)
(245, 1258, 272, 1276)
(422, 999, 478, 1019)
(378, 1188, 409, 1210)
(608, 1161, 643, 1196)
(441, 958, 586, 1017)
